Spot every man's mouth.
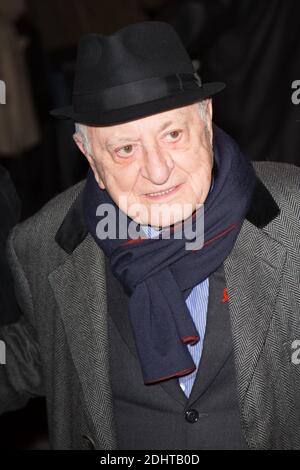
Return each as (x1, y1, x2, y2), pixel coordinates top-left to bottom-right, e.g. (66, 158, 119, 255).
(143, 184, 183, 200)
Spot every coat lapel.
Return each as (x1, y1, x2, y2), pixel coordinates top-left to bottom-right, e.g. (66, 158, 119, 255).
(223, 218, 287, 409)
(48, 234, 118, 450)
(186, 262, 233, 407)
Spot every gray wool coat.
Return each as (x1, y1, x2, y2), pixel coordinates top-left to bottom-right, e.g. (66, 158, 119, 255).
(0, 161, 300, 450)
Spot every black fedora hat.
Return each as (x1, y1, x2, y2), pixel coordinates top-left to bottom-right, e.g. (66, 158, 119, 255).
(50, 21, 225, 126)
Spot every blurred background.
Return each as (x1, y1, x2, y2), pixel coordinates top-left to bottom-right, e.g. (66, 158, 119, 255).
(0, 0, 300, 449)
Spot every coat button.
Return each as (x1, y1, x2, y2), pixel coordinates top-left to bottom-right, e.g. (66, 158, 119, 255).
(185, 409, 199, 423)
(82, 434, 96, 450)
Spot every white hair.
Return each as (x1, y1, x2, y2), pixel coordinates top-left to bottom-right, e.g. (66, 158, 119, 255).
(75, 100, 209, 154)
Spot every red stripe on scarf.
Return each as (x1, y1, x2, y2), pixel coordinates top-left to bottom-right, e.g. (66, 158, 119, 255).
(122, 236, 146, 247)
(144, 366, 196, 384)
(192, 222, 239, 252)
(182, 335, 200, 345)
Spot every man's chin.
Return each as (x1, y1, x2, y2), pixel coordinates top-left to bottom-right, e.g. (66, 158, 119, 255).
(124, 198, 198, 229)
(138, 210, 196, 230)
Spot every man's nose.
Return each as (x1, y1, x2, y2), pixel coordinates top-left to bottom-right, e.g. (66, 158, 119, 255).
(140, 145, 174, 184)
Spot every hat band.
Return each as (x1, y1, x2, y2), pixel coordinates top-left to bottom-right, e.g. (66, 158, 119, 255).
(73, 73, 202, 113)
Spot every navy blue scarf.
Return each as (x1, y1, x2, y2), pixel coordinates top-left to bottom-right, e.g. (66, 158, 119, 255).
(84, 126, 257, 384)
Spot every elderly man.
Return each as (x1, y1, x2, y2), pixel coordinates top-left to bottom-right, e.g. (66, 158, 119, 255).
(1, 22, 300, 450)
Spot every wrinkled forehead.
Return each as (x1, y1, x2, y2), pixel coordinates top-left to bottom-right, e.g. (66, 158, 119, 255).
(89, 103, 199, 146)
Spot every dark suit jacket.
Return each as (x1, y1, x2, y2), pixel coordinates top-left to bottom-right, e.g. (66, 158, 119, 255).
(0, 161, 300, 449)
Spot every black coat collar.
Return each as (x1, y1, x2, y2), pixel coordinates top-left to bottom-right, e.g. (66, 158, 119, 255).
(55, 175, 280, 254)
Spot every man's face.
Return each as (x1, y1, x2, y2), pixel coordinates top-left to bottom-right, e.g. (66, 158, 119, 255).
(76, 101, 214, 228)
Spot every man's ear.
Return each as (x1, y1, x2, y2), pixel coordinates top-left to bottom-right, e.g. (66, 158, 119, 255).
(205, 99, 213, 146)
(206, 98, 213, 121)
(73, 133, 106, 190)
(73, 132, 87, 158)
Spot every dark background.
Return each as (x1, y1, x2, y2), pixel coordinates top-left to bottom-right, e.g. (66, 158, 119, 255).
(0, 0, 299, 449)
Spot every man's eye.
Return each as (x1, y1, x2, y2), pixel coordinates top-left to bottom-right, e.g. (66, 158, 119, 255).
(116, 145, 134, 157)
(165, 130, 182, 141)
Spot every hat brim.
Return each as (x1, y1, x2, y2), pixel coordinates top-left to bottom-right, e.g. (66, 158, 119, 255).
(50, 82, 225, 126)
